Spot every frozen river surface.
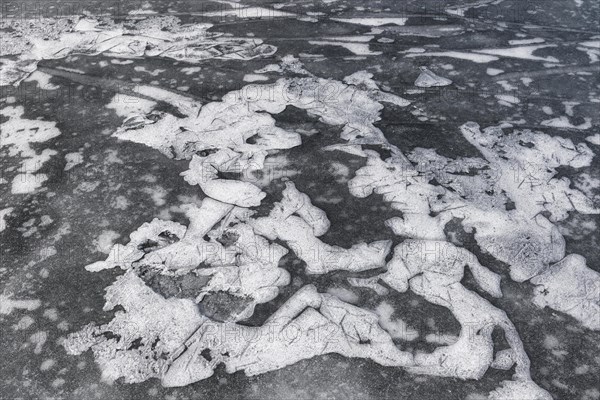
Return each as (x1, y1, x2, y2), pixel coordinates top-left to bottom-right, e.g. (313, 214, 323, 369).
(1, 1, 599, 399)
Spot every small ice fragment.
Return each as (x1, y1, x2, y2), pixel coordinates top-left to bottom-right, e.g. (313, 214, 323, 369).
(486, 68, 504, 76)
(414, 67, 452, 87)
(64, 152, 84, 171)
(0, 208, 14, 232)
(495, 94, 520, 104)
(508, 38, 545, 46)
(585, 134, 600, 145)
(0, 295, 41, 315)
(243, 74, 269, 82)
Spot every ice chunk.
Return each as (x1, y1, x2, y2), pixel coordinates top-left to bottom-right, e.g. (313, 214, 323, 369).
(414, 67, 453, 87)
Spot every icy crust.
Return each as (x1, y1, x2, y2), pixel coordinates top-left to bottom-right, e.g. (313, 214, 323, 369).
(116, 69, 410, 152)
(161, 285, 412, 387)
(0, 16, 276, 86)
(380, 240, 525, 382)
(69, 163, 550, 395)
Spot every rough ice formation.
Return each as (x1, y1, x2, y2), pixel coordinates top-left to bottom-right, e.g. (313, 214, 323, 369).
(0, 16, 276, 85)
(158, 239, 549, 399)
(460, 122, 597, 222)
